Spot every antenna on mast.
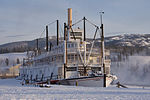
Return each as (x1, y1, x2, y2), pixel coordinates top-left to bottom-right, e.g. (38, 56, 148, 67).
(100, 11, 104, 24)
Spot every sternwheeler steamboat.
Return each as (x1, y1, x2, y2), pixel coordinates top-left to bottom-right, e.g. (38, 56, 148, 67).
(19, 8, 117, 87)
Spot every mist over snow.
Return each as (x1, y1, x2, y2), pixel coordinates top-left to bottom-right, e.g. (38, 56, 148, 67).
(0, 52, 27, 72)
(111, 54, 150, 86)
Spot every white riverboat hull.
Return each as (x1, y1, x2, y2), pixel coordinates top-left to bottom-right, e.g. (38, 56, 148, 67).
(53, 76, 114, 87)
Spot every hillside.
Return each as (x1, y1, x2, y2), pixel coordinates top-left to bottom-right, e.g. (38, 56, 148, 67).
(105, 34, 150, 48)
(0, 34, 150, 54)
(0, 36, 62, 53)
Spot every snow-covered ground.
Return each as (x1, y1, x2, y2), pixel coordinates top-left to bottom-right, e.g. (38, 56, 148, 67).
(0, 78, 150, 100)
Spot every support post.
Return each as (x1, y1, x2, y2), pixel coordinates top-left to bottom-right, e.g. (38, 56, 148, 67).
(84, 42, 86, 76)
(64, 23, 67, 79)
(83, 17, 86, 41)
(100, 12, 106, 87)
(46, 25, 49, 51)
(57, 20, 59, 45)
(36, 38, 39, 56)
(101, 23, 106, 87)
(49, 42, 52, 51)
(83, 17, 86, 75)
(103, 73, 106, 87)
(36, 38, 38, 51)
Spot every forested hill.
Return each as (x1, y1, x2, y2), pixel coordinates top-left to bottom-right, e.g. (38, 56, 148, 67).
(0, 34, 150, 54)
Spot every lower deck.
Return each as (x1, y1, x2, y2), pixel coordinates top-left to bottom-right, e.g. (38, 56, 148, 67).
(19, 64, 103, 82)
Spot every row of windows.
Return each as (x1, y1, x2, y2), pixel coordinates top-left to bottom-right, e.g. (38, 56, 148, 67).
(70, 37, 82, 40)
(34, 56, 63, 65)
(70, 32, 82, 36)
(34, 54, 105, 65)
(50, 43, 78, 52)
(67, 43, 77, 48)
(34, 54, 80, 65)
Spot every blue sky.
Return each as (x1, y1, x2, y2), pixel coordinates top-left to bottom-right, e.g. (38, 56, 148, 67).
(0, 0, 150, 45)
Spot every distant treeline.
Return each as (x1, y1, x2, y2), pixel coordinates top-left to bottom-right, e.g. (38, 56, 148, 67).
(107, 46, 150, 62)
(0, 46, 34, 54)
(0, 43, 150, 59)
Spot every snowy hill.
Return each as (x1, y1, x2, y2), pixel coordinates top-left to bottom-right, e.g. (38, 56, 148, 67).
(0, 36, 61, 53)
(105, 34, 150, 48)
(1, 34, 150, 53)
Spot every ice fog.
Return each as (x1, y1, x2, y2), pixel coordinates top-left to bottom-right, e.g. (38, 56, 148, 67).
(111, 54, 150, 86)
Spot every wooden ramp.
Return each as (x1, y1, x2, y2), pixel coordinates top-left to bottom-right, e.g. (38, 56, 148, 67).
(116, 82, 128, 88)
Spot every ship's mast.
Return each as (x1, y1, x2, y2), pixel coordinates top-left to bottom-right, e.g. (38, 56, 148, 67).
(64, 23, 67, 79)
(36, 38, 39, 55)
(83, 17, 86, 41)
(57, 20, 59, 46)
(36, 38, 38, 51)
(46, 25, 49, 51)
(100, 11, 106, 87)
(83, 17, 87, 75)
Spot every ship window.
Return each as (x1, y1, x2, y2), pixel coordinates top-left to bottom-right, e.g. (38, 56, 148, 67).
(68, 44, 70, 48)
(54, 56, 56, 61)
(66, 67, 77, 71)
(91, 67, 101, 72)
(71, 44, 74, 47)
(90, 59, 93, 63)
(46, 57, 49, 62)
(39, 70, 42, 74)
(105, 67, 110, 74)
(86, 56, 88, 60)
(68, 55, 70, 59)
(105, 55, 110, 59)
(75, 44, 77, 47)
(70, 32, 82, 36)
(97, 58, 100, 63)
(75, 55, 77, 60)
(71, 55, 74, 60)
(72, 37, 82, 39)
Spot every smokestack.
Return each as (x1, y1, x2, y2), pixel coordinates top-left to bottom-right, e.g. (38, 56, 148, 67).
(68, 8, 72, 27)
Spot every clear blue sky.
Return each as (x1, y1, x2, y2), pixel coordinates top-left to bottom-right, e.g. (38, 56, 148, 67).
(0, 0, 150, 45)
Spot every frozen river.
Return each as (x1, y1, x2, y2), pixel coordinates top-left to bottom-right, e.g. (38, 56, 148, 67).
(0, 78, 150, 100)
